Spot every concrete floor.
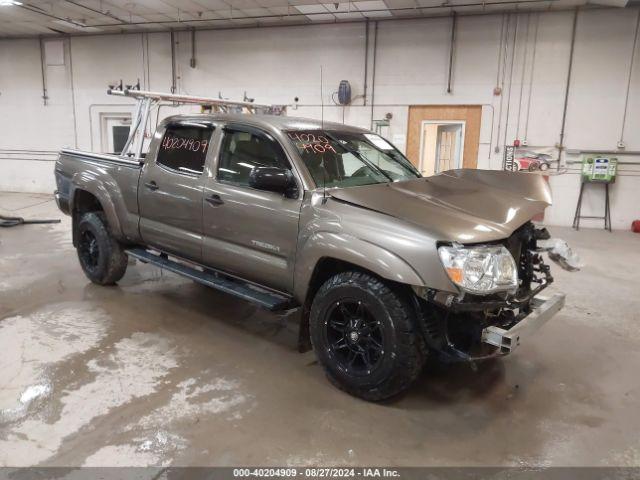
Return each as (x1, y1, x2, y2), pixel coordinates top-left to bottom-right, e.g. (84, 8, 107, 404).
(1, 191, 639, 468)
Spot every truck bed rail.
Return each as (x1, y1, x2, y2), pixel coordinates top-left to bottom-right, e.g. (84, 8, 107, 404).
(61, 149, 143, 167)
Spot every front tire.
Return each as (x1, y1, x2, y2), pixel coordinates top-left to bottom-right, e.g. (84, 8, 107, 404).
(309, 271, 426, 401)
(76, 212, 128, 285)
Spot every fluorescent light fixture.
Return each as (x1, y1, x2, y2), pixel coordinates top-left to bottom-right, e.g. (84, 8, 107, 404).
(294, 4, 334, 21)
(354, 0, 392, 17)
(587, 0, 627, 6)
(0, 0, 23, 5)
(53, 19, 102, 32)
(322, 3, 363, 19)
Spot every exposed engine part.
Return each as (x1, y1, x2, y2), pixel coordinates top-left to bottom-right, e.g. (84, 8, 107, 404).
(419, 221, 561, 362)
(538, 238, 583, 271)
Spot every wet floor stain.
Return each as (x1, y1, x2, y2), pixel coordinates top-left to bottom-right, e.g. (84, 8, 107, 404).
(2, 193, 640, 467)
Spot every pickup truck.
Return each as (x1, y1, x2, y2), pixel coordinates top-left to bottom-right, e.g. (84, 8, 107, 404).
(54, 114, 565, 401)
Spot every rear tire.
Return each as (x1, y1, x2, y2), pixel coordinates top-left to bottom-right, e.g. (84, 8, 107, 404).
(76, 212, 128, 285)
(309, 271, 426, 401)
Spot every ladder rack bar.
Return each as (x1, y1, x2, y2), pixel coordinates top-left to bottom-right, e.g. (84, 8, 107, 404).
(107, 88, 273, 110)
(108, 86, 286, 160)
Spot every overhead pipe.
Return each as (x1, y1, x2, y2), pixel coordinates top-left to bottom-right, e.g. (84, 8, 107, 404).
(63, 0, 130, 24)
(170, 30, 177, 93)
(8, 3, 623, 41)
(619, 10, 640, 147)
(494, 13, 511, 153)
(502, 13, 519, 152)
(515, 13, 530, 139)
(447, 12, 457, 94)
(524, 12, 540, 143)
(144, 33, 151, 89)
(190, 28, 197, 69)
(370, 21, 378, 130)
(18, 4, 87, 29)
(140, 33, 148, 89)
(495, 14, 506, 90)
(558, 8, 579, 171)
(363, 19, 369, 106)
(491, 13, 506, 157)
(67, 37, 79, 149)
(83, 0, 557, 28)
(38, 36, 48, 106)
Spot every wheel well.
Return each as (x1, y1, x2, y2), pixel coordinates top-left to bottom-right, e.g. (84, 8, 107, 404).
(305, 258, 367, 308)
(73, 190, 103, 215)
(72, 190, 104, 246)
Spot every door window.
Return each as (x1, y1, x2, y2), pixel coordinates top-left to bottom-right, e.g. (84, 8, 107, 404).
(112, 125, 130, 154)
(218, 130, 290, 186)
(157, 124, 214, 175)
(100, 114, 131, 154)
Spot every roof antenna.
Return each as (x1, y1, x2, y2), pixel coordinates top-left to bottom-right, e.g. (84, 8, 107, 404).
(320, 157, 327, 204)
(320, 65, 324, 129)
(320, 65, 327, 204)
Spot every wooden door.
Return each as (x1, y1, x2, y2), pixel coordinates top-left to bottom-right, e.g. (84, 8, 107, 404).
(406, 105, 482, 170)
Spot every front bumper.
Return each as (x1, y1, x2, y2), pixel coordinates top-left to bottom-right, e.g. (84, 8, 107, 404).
(481, 293, 565, 353)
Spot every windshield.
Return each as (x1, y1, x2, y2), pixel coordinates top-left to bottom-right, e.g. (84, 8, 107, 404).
(285, 130, 421, 188)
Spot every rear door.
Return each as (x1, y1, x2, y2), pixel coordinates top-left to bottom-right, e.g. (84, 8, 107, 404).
(202, 124, 303, 293)
(138, 121, 215, 262)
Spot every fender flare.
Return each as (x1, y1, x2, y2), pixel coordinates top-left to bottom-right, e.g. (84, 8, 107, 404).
(293, 231, 425, 303)
(70, 174, 125, 241)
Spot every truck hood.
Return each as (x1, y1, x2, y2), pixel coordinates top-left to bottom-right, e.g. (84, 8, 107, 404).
(329, 169, 552, 244)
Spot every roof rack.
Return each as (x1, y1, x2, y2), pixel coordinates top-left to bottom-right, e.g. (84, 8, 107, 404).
(107, 85, 286, 159)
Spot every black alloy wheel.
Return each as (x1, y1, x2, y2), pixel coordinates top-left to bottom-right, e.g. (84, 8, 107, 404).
(78, 229, 100, 273)
(325, 299, 384, 376)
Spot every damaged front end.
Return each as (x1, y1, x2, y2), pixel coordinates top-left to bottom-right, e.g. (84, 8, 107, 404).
(414, 222, 566, 362)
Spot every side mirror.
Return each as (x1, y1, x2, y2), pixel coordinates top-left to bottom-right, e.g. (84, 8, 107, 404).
(249, 166, 297, 197)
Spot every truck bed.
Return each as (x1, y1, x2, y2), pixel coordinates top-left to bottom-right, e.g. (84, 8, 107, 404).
(54, 149, 143, 244)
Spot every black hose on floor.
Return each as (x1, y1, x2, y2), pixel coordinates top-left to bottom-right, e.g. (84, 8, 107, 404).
(0, 214, 61, 228)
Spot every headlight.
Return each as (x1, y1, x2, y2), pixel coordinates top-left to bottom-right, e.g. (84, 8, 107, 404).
(438, 244, 518, 294)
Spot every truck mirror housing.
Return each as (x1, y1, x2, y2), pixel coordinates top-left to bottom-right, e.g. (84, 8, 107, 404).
(249, 167, 297, 197)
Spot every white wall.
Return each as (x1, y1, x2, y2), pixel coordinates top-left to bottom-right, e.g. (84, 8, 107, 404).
(1, 9, 639, 228)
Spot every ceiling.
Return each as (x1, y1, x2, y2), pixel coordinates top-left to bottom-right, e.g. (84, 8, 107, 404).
(0, 0, 631, 38)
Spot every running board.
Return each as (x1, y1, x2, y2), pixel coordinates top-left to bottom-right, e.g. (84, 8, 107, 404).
(125, 248, 293, 312)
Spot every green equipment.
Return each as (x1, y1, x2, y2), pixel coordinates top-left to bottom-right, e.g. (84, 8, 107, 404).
(573, 156, 617, 232)
(581, 156, 617, 183)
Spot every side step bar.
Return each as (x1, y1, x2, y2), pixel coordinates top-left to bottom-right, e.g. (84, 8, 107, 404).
(125, 248, 293, 312)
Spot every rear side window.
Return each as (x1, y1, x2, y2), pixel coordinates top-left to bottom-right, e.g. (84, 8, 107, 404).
(218, 130, 290, 186)
(157, 124, 214, 175)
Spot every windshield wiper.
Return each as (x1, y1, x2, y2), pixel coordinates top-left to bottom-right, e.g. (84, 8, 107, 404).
(386, 151, 421, 177)
(324, 132, 394, 183)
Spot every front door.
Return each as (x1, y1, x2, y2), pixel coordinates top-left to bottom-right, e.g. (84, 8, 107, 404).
(202, 125, 302, 293)
(138, 121, 215, 262)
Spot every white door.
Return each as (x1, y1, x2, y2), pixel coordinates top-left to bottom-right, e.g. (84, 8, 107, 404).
(419, 121, 465, 175)
(435, 124, 463, 173)
(101, 115, 132, 154)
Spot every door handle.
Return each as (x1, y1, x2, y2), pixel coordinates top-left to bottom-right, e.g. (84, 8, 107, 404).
(144, 181, 159, 191)
(206, 194, 224, 206)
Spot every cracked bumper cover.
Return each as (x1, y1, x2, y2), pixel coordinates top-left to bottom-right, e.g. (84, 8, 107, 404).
(481, 293, 565, 353)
